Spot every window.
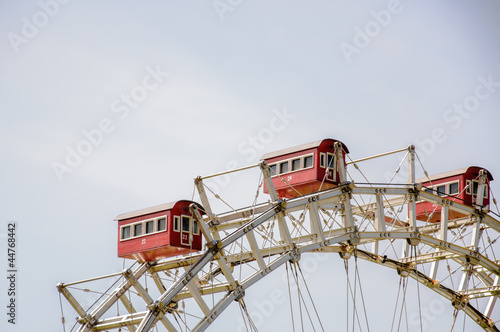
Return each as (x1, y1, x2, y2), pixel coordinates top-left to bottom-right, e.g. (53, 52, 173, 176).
(269, 164, 277, 175)
(466, 180, 472, 194)
(193, 220, 199, 235)
(121, 226, 131, 240)
(291, 158, 301, 171)
(320, 153, 326, 168)
(279, 161, 289, 174)
(145, 220, 154, 234)
(134, 224, 142, 237)
(425, 187, 433, 194)
(270, 153, 315, 175)
(174, 216, 180, 232)
(182, 216, 190, 232)
(157, 218, 166, 232)
(304, 155, 313, 168)
(327, 153, 335, 169)
(472, 180, 479, 195)
(449, 182, 459, 195)
(436, 185, 446, 197)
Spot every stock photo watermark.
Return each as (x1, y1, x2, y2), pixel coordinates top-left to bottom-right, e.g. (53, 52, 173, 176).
(385, 74, 499, 182)
(5, 222, 18, 325)
(235, 289, 287, 331)
(404, 297, 448, 331)
(235, 253, 329, 331)
(51, 65, 170, 182)
(416, 74, 499, 158)
(205, 107, 295, 193)
(213, 0, 244, 21)
(442, 75, 499, 130)
(234, 255, 450, 331)
(7, 0, 71, 53)
(339, 0, 412, 64)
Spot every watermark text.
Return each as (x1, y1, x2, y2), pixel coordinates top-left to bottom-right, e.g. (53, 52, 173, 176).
(51, 65, 169, 182)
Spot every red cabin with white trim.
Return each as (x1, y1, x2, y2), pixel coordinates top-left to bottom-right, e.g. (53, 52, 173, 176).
(416, 166, 493, 223)
(261, 138, 349, 199)
(116, 200, 204, 262)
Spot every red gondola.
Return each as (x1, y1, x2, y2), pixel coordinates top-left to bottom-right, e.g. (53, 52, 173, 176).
(260, 138, 349, 199)
(416, 166, 494, 223)
(116, 200, 204, 262)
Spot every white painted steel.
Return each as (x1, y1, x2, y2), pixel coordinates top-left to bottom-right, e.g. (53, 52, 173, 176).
(58, 153, 500, 332)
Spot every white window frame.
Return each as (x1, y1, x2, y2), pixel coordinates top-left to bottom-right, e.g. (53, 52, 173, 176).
(120, 225, 131, 240)
(133, 223, 143, 237)
(320, 153, 326, 168)
(173, 216, 180, 232)
(181, 215, 191, 232)
(436, 184, 446, 197)
(425, 180, 461, 198)
(269, 152, 315, 177)
(472, 180, 479, 195)
(447, 180, 460, 195)
(291, 157, 301, 172)
(145, 220, 155, 234)
(268, 163, 278, 176)
(326, 152, 335, 169)
(302, 154, 314, 169)
(466, 180, 472, 195)
(193, 220, 200, 235)
(156, 217, 167, 232)
(279, 161, 289, 174)
(119, 215, 169, 241)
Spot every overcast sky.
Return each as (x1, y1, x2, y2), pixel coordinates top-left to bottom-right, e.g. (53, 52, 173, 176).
(1, 1, 499, 331)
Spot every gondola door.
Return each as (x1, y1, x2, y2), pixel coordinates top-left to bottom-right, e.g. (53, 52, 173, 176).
(181, 215, 191, 246)
(326, 152, 336, 182)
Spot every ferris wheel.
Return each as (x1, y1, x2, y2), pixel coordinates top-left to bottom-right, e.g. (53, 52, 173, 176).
(57, 139, 500, 332)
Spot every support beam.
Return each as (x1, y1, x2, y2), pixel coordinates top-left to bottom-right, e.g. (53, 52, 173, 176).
(119, 295, 136, 315)
(183, 268, 211, 316)
(372, 193, 386, 254)
(57, 284, 87, 319)
(260, 161, 293, 245)
(430, 205, 449, 280)
(470, 216, 483, 252)
(77, 263, 151, 332)
(191, 204, 215, 244)
(260, 161, 279, 203)
(92, 312, 147, 331)
(245, 230, 267, 271)
(335, 142, 354, 229)
(195, 177, 219, 226)
(150, 270, 167, 294)
(308, 202, 326, 242)
(124, 268, 178, 332)
(475, 169, 488, 206)
(484, 275, 499, 317)
(407, 145, 417, 232)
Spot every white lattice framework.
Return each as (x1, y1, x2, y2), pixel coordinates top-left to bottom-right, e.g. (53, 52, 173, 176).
(58, 145, 500, 331)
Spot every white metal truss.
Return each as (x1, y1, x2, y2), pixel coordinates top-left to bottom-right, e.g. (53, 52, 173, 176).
(58, 146, 500, 332)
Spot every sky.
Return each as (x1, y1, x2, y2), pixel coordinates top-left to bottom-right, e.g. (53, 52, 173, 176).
(1, 0, 500, 331)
